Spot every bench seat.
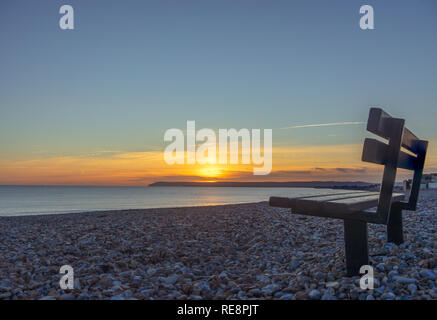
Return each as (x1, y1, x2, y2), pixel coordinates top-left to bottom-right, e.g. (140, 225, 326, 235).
(270, 190, 405, 224)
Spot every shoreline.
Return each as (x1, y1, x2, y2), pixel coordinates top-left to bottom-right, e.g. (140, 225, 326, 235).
(0, 201, 266, 218)
(0, 190, 436, 300)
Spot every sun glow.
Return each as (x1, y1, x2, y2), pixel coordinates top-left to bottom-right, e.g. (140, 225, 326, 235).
(197, 166, 225, 179)
(2, 143, 435, 186)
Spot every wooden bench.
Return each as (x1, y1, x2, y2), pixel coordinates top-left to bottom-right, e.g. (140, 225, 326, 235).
(269, 108, 428, 276)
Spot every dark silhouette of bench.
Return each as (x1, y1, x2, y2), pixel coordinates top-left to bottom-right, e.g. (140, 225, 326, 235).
(269, 108, 428, 276)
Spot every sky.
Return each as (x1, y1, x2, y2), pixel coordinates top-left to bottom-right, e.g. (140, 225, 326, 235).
(1, 0, 437, 185)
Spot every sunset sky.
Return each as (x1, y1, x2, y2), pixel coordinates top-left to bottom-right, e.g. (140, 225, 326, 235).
(1, 0, 437, 186)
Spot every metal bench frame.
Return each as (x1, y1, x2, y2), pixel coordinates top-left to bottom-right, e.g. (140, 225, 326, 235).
(270, 108, 428, 276)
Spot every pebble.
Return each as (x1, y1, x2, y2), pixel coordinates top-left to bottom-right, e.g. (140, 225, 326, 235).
(255, 275, 270, 284)
(381, 292, 396, 300)
(321, 291, 337, 300)
(408, 284, 418, 295)
(281, 293, 295, 300)
(160, 275, 179, 285)
(308, 289, 322, 300)
(0, 292, 12, 299)
(326, 281, 340, 289)
(248, 288, 262, 297)
(419, 270, 436, 280)
(97, 277, 113, 289)
(39, 296, 56, 300)
(1, 190, 437, 300)
(376, 263, 385, 271)
(393, 276, 417, 284)
(261, 284, 281, 295)
(60, 293, 76, 300)
(146, 268, 157, 276)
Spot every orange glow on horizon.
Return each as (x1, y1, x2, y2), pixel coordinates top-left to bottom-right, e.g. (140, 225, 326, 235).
(0, 143, 435, 186)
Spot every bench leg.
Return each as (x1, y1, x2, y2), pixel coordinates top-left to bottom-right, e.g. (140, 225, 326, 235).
(387, 206, 403, 245)
(344, 219, 369, 277)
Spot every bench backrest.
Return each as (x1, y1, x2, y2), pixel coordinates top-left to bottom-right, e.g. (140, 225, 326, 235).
(362, 108, 428, 224)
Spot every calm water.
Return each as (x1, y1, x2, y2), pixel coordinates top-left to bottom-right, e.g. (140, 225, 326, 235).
(0, 186, 348, 217)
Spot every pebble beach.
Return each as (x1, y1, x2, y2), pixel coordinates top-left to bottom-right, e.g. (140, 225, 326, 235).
(0, 190, 436, 300)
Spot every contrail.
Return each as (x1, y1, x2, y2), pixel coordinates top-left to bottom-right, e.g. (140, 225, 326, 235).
(281, 121, 365, 130)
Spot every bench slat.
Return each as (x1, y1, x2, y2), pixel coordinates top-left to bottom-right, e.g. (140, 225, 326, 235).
(270, 191, 371, 207)
(324, 193, 404, 212)
(402, 127, 420, 153)
(287, 190, 370, 200)
(362, 138, 417, 170)
(295, 194, 381, 213)
(295, 192, 379, 202)
(367, 108, 422, 154)
(271, 192, 378, 212)
(292, 193, 380, 214)
(269, 192, 404, 214)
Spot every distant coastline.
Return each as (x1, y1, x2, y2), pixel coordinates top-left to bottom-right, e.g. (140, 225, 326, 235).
(148, 181, 380, 190)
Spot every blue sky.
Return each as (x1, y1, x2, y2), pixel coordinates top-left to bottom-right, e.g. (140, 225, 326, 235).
(0, 0, 436, 184)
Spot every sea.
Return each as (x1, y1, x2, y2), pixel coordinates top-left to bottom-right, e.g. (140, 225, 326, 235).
(0, 186, 348, 217)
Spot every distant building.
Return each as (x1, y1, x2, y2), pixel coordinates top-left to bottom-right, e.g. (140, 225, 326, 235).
(404, 173, 437, 191)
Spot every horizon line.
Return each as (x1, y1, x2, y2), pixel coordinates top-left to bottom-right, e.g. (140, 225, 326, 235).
(0, 180, 383, 188)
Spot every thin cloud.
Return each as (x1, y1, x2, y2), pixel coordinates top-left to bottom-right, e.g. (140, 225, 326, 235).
(281, 121, 365, 130)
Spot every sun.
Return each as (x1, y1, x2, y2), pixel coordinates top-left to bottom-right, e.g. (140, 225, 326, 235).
(197, 166, 224, 179)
